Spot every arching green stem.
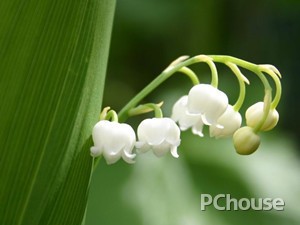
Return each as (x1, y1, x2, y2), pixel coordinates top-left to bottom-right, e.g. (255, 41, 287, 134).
(252, 71, 272, 133)
(106, 110, 118, 122)
(269, 72, 281, 109)
(226, 62, 247, 111)
(99, 107, 118, 122)
(194, 55, 218, 87)
(259, 65, 282, 109)
(118, 55, 223, 122)
(118, 56, 205, 122)
(206, 60, 218, 88)
(178, 67, 200, 85)
(209, 55, 273, 133)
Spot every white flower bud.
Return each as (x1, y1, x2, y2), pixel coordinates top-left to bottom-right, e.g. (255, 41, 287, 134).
(90, 120, 136, 164)
(171, 95, 204, 137)
(246, 102, 279, 131)
(210, 105, 242, 138)
(233, 126, 261, 155)
(136, 118, 181, 158)
(187, 84, 228, 127)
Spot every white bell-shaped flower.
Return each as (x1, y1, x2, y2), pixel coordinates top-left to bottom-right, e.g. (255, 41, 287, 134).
(187, 84, 229, 127)
(171, 95, 204, 137)
(90, 120, 136, 164)
(136, 118, 181, 158)
(245, 102, 279, 131)
(210, 105, 242, 138)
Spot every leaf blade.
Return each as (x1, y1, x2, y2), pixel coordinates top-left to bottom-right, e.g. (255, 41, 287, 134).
(0, 0, 116, 224)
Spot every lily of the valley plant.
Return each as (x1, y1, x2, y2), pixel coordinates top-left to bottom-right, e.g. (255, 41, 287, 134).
(91, 54, 282, 165)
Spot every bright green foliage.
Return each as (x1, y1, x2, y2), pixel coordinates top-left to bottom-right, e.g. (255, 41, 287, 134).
(0, 0, 116, 224)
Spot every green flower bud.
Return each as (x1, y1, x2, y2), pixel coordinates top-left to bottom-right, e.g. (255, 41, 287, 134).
(233, 126, 261, 155)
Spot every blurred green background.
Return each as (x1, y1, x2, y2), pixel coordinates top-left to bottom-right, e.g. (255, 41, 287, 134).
(86, 1, 300, 224)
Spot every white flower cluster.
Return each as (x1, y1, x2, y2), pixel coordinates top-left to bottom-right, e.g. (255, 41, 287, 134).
(91, 117, 181, 164)
(90, 55, 282, 164)
(172, 84, 279, 155)
(90, 84, 279, 164)
(172, 84, 242, 139)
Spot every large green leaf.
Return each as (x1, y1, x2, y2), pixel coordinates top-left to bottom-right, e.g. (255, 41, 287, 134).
(0, 0, 115, 224)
